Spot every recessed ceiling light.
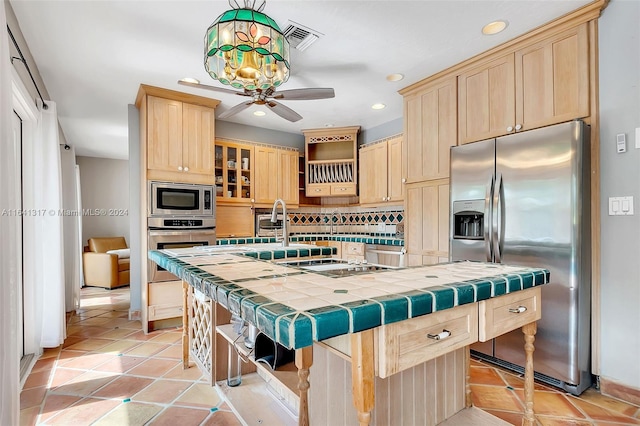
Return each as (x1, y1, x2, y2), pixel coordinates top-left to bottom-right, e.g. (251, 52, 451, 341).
(253, 110, 266, 116)
(180, 77, 200, 84)
(482, 20, 508, 35)
(324, 123, 335, 127)
(371, 103, 386, 110)
(386, 73, 404, 82)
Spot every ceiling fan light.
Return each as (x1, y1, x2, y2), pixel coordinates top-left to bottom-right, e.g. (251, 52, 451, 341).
(253, 110, 266, 116)
(205, 2, 290, 91)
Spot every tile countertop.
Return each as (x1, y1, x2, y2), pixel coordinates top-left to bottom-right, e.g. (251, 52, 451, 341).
(217, 234, 404, 247)
(148, 248, 549, 350)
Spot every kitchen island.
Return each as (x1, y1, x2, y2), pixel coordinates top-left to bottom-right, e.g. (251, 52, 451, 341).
(149, 247, 548, 426)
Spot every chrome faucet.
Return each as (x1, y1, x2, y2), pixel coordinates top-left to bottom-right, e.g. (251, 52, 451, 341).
(271, 198, 288, 247)
(330, 209, 340, 235)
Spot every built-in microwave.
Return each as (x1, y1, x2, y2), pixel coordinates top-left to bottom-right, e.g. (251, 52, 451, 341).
(149, 181, 214, 217)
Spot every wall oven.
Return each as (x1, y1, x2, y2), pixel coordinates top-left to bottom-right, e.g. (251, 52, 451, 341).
(256, 213, 284, 237)
(149, 181, 214, 217)
(148, 226, 216, 282)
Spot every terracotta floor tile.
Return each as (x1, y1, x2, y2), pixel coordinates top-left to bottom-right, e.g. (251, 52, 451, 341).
(37, 394, 82, 423)
(57, 352, 115, 370)
(23, 369, 52, 389)
(571, 398, 640, 424)
(76, 317, 114, 326)
(499, 369, 558, 391)
(482, 408, 524, 425)
(98, 327, 138, 339)
(19, 405, 40, 426)
(125, 342, 170, 357)
(149, 332, 182, 344)
(97, 310, 130, 319)
(513, 390, 586, 419)
(201, 409, 244, 426)
(127, 358, 180, 378)
(576, 388, 640, 418)
(149, 406, 210, 426)
(56, 350, 86, 363)
(174, 383, 222, 409)
(45, 397, 120, 425)
(162, 363, 205, 381)
(68, 325, 112, 338)
(154, 344, 183, 360)
(65, 337, 114, 351)
(132, 379, 193, 404)
(470, 384, 524, 412)
(19, 386, 47, 410)
(109, 318, 143, 329)
(95, 339, 141, 354)
(39, 347, 61, 359)
(92, 375, 155, 399)
(470, 365, 509, 386)
(61, 335, 87, 349)
(93, 355, 147, 373)
(48, 367, 86, 388)
(126, 330, 166, 341)
(93, 401, 163, 426)
(536, 415, 594, 425)
(50, 370, 118, 396)
(30, 356, 57, 373)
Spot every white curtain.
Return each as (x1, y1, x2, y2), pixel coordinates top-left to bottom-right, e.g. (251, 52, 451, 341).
(0, 2, 21, 424)
(32, 100, 67, 348)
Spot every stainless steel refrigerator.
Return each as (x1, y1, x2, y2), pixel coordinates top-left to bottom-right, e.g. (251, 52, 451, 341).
(449, 120, 592, 395)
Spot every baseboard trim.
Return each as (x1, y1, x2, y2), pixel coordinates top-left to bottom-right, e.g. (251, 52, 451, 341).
(600, 376, 640, 406)
(129, 309, 141, 321)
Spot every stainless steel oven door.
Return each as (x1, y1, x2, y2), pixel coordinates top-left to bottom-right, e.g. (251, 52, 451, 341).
(256, 214, 283, 237)
(148, 228, 216, 282)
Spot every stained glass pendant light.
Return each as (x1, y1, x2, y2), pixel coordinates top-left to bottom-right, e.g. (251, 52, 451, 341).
(205, 0, 290, 91)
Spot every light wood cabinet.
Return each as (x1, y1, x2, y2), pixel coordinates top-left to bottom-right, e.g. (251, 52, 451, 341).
(359, 135, 404, 205)
(216, 204, 254, 238)
(458, 23, 589, 144)
(254, 146, 299, 207)
(405, 179, 450, 267)
(145, 94, 218, 184)
(404, 77, 457, 182)
(304, 126, 360, 197)
(215, 140, 254, 203)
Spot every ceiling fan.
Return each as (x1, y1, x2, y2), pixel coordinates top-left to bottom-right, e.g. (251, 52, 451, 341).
(178, 80, 334, 122)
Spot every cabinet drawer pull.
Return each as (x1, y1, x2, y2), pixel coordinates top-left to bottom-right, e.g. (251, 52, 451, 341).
(427, 329, 451, 340)
(508, 306, 527, 314)
(315, 188, 322, 192)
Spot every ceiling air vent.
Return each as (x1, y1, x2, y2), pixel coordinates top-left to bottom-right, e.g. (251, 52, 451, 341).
(283, 20, 323, 51)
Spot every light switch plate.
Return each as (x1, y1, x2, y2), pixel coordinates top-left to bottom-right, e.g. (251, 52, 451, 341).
(608, 196, 634, 215)
(616, 134, 626, 153)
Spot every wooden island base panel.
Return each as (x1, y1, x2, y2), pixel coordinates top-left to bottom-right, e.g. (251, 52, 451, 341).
(148, 248, 548, 426)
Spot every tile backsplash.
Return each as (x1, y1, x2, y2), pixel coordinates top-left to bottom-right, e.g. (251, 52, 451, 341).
(288, 205, 404, 236)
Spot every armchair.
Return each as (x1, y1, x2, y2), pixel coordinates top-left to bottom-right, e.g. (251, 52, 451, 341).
(83, 237, 130, 289)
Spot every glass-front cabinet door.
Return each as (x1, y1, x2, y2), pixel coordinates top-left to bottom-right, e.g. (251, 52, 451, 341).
(214, 140, 254, 203)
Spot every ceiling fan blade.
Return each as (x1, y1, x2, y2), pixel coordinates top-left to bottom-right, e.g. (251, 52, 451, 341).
(218, 101, 254, 119)
(266, 100, 303, 122)
(272, 88, 335, 100)
(177, 80, 250, 97)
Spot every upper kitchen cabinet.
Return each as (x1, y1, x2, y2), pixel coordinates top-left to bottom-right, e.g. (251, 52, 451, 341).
(359, 135, 403, 205)
(254, 146, 299, 207)
(304, 126, 360, 197)
(214, 140, 254, 204)
(515, 23, 589, 131)
(403, 77, 457, 183)
(136, 85, 220, 185)
(458, 23, 589, 144)
(458, 55, 515, 144)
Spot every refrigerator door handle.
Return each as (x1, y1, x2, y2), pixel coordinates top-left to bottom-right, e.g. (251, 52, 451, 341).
(493, 173, 504, 263)
(484, 176, 494, 262)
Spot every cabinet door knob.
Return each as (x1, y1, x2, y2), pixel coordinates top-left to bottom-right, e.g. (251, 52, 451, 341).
(250, 199, 255, 203)
(315, 188, 321, 192)
(178, 166, 183, 171)
(402, 178, 406, 183)
(506, 126, 514, 133)
(184, 166, 189, 172)
(382, 197, 386, 201)
(515, 124, 522, 131)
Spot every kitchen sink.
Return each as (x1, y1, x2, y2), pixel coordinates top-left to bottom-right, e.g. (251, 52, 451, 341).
(277, 258, 397, 276)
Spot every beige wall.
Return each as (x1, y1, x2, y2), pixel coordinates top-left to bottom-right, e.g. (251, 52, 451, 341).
(77, 156, 130, 246)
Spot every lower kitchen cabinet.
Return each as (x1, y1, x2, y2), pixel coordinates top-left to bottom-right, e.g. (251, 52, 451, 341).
(147, 280, 183, 331)
(216, 205, 254, 238)
(405, 179, 450, 266)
